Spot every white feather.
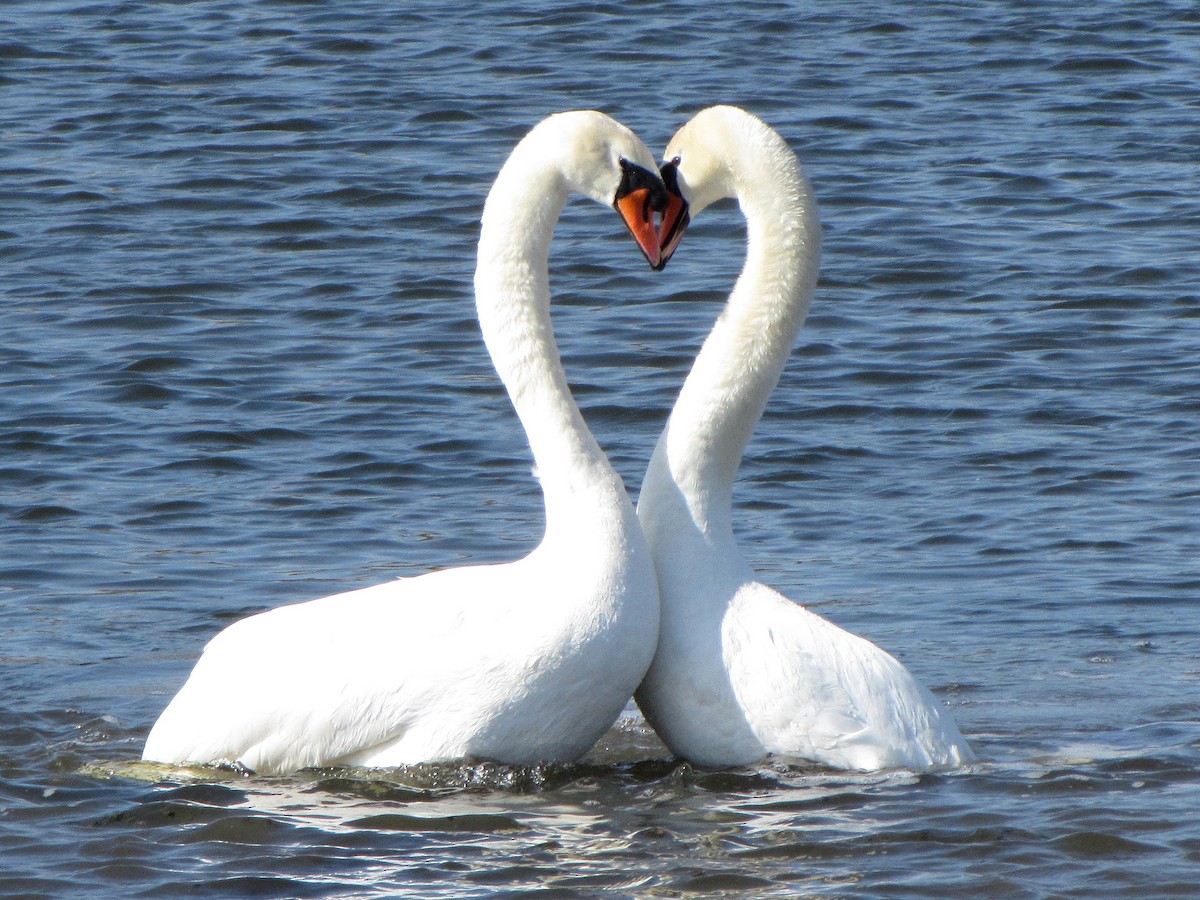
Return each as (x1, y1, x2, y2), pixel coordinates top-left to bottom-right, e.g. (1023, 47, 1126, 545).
(144, 112, 662, 775)
(636, 106, 973, 771)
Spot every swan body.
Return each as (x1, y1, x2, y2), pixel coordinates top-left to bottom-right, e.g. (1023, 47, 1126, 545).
(636, 106, 973, 771)
(144, 112, 665, 774)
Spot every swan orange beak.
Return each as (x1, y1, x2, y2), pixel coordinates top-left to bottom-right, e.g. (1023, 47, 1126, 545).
(614, 159, 667, 270)
(657, 159, 691, 268)
(615, 189, 663, 269)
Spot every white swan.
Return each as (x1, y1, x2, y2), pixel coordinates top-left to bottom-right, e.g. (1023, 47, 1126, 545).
(635, 106, 973, 771)
(143, 111, 667, 775)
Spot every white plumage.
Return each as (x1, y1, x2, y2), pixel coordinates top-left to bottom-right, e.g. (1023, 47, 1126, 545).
(144, 112, 664, 774)
(636, 106, 973, 771)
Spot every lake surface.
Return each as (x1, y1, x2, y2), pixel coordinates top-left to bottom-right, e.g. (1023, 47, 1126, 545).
(2, 0, 1198, 896)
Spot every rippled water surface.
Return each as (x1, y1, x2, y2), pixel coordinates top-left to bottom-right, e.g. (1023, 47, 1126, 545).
(3, 0, 1199, 896)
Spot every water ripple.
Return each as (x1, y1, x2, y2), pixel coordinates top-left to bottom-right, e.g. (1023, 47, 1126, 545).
(2, 0, 1198, 896)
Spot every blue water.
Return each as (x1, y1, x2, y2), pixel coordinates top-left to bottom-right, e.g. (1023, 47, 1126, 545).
(3, 0, 1199, 895)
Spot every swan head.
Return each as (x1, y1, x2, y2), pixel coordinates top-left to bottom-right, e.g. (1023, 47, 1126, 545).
(534, 111, 673, 270)
(657, 105, 783, 266)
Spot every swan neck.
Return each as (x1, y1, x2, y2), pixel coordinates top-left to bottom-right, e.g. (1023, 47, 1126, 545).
(474, 152, 623, 520)
(645, 151, 820, 540)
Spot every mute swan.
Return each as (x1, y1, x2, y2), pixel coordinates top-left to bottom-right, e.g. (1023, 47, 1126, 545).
(636, 106, 973, 771)
(143, 111, 668, 775)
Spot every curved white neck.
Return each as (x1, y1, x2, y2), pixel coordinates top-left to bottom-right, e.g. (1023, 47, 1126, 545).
(642, 147, 820, 548)
(474, 146, 624, 530)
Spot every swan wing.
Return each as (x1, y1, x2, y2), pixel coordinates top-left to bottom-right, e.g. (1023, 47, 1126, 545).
(144, 564, 528, 773)
(728, 581, 969, 770)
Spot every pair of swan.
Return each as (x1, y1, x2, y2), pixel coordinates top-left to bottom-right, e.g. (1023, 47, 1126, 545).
(143, 107, 972, 775)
